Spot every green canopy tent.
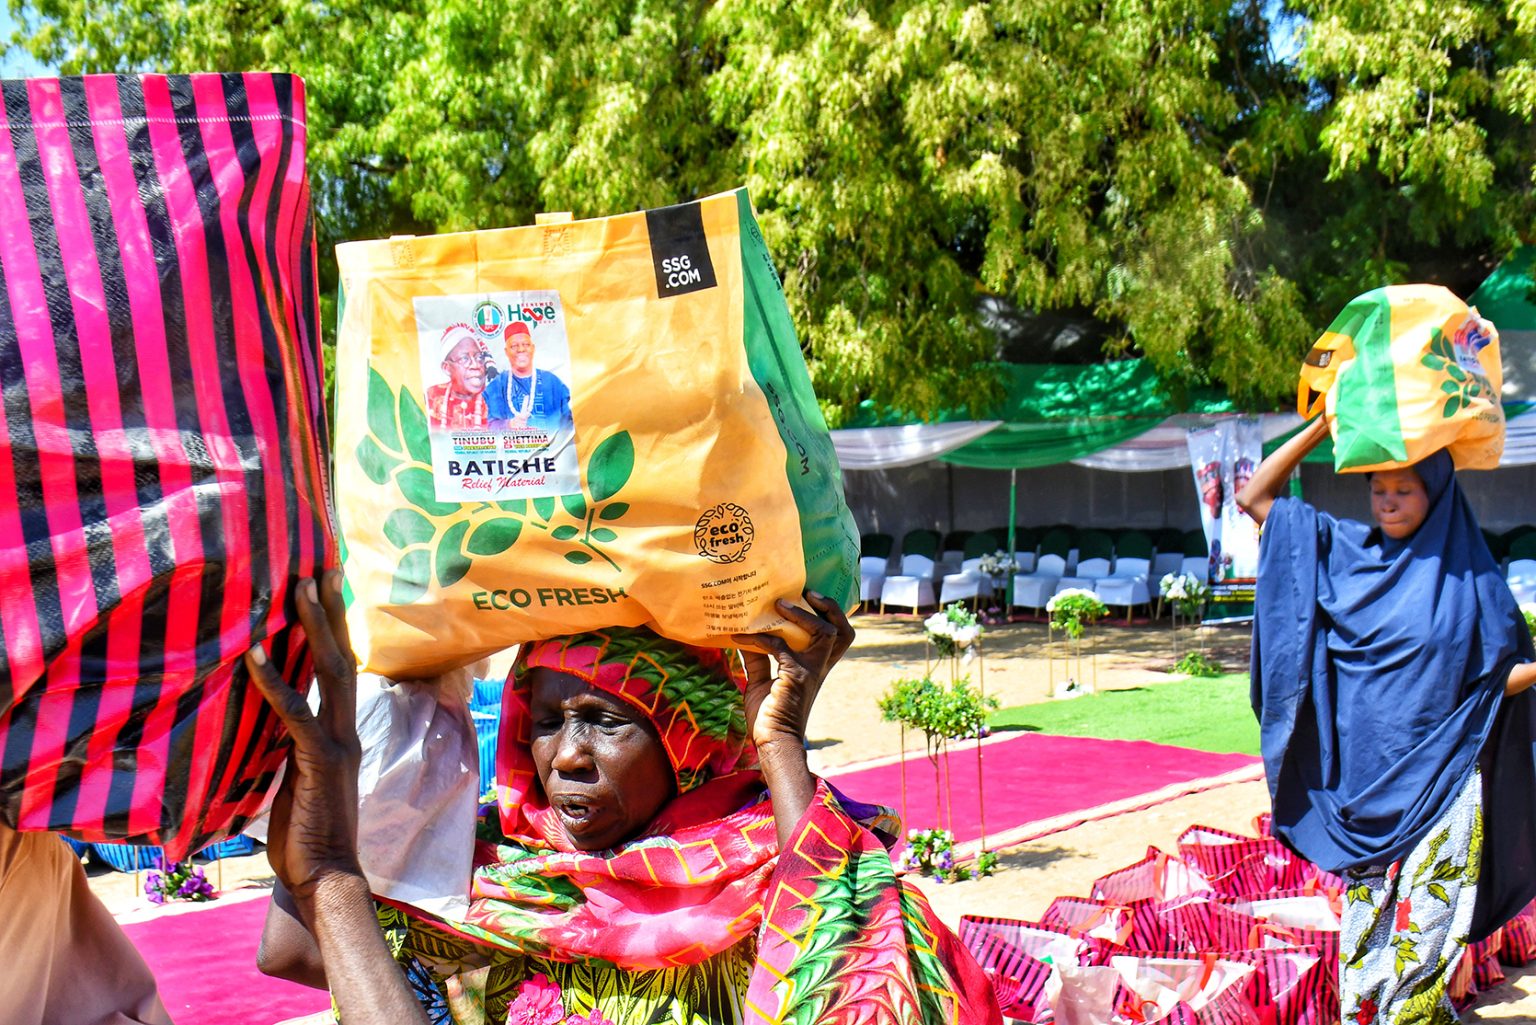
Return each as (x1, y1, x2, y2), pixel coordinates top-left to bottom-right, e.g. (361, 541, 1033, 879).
(837, 359, 1262, 558)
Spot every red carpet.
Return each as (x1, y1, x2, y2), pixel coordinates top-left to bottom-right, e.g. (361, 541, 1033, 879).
(122, 892, 329, 1024)
(822, 732, 1260, 849)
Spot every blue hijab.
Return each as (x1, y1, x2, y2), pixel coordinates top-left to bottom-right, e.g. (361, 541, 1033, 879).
(1252, 450, 1533, 878)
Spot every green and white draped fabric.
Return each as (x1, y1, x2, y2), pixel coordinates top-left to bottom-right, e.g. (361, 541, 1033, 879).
(831, 360, 1298, 472)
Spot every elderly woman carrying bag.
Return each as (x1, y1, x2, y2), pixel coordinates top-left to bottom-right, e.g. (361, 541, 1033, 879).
(250, 574, 1000, 1025)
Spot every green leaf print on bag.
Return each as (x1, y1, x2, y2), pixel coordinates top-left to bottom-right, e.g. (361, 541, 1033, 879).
(399, 389, 433, 464)
(390, 549, 431, 605)
(436, 522, 472, 587)
(588, 431, 635, 503)
(1419, 329, 1483, 419)
(367, 367, 402, 454)
(355, 371, 637, 603)
(384, 509, 434, 549)
(467, 520, 521, 556)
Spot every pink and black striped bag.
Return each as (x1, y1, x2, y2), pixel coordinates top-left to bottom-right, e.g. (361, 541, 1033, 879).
(1092, 845, 1213, 905)
(1178, 825, 1345, 899)
(0, 73, 329, 858)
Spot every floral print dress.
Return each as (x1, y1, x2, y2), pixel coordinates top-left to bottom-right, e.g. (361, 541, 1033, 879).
(1339, 770, 1482, 1025)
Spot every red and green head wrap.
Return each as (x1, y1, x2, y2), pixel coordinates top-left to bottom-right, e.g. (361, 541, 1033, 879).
(496, 627, 753, 843)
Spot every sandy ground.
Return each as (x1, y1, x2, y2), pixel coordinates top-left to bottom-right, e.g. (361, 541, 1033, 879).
(84, 613, 1536, 1020)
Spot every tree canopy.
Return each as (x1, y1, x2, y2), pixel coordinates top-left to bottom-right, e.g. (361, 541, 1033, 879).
(9, 0, 1535, 424)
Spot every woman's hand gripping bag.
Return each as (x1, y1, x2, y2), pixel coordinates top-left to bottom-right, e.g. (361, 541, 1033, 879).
(334, 191, 860, 678)
(1298, 284, 1504, 472)
(0, 74, 330, 858)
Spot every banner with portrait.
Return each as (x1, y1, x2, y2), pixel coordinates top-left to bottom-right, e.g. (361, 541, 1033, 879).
(414, 291, 579, 500)
(1185, 417, 1263, 617)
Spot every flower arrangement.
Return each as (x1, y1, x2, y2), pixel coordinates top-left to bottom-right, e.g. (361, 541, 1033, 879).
(924, 602, 983, 659)
(878, 676, 998, 748)
(897, 828, 1000, 883)
(978, 550, 1020, 578)
(144, 858, 215, 905)
(1159, 572, 1209, 619)
(1162, 572, 1215, 670)
(1046, 588, 1106, 639)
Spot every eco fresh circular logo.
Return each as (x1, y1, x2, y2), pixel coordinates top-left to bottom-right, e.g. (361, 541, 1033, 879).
(694, 503, 755, 564)
(473, 300, 504, 337)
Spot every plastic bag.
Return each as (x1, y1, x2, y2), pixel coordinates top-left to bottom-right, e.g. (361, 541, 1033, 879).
(0, 73, 329, 858)
(1298, 285, 1504, 472)
(333, 190, 859, 678)
(352, 672, 479, 914)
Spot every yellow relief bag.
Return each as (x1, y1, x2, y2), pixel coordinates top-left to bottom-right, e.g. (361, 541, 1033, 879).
(334, 190, 859, 678)
(1297, 284, 1504, 472)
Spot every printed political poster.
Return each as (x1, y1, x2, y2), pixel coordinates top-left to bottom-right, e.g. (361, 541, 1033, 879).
(415, 291, 579, 501)
(1185, 417, 1263, 619)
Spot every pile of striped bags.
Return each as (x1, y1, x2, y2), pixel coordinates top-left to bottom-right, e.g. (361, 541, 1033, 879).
(961, 816, 1536, 1024)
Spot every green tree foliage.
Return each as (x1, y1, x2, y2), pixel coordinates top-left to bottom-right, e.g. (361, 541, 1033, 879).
(9, 0, 1536, 422)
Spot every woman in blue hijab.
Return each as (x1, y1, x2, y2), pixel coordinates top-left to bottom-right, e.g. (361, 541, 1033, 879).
(1239, 416, 1536, 1024)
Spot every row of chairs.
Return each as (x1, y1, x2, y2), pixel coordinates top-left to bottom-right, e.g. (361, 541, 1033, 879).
(863, 527, 1208, 620)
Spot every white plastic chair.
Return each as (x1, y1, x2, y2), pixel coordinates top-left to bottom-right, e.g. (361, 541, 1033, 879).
(1012, 550, 1068, 610)
(859, 555, 888, 604)
(1012, 573, 1060, 611)
(939, 571, 984, 607)
(881, 554, 937, 612)
(1151, 550, 1184, 582)
(901, 553, 937, 578)
(1508, 559, 1536, 605)
(1098, 556, 1152, 623)
(1074, 557, 1111, 581)
(940, 557, 993, 607)
(1035, 553, 1068, 576)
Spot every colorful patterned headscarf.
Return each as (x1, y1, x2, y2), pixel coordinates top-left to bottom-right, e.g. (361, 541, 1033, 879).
(495, 628, 756, 847)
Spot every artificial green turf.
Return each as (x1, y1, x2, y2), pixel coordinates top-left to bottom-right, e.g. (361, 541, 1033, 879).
(987, 672, 1260, 755)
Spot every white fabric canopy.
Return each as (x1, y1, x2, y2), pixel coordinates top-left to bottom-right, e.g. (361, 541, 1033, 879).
(830, 421, 1002, 469)
(1070, 414, 1305, 471)
(832, 409, 1536, 472)
(831, 414, 1305, 472)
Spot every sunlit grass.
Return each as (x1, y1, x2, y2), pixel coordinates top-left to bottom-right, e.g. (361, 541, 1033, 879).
(988, 673, 1259, 755)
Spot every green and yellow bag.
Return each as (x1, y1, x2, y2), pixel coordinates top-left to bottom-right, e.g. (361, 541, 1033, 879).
(334, 190, 859, 679)
(1298, 284, 1504, 472)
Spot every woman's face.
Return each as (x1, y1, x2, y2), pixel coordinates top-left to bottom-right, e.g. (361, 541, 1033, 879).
(527, 668, 676, 851)
(1369, 468, 1430, 540)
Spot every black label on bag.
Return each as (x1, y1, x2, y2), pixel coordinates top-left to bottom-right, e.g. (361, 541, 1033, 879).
(646, 201, 717, 298)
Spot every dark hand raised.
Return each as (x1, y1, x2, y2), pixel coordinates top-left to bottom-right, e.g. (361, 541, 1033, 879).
(734, 591, 854, 753)
(245, 570, 363, 900)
